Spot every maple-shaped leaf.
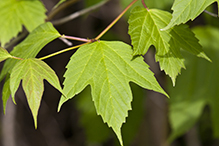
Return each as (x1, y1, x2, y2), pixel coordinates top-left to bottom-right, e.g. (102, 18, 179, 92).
(162, 0, 219, 30)
(128, 6, 210, 85)
(0, 47, 12, 62)
(58, 41, 168, 146)
(0, 22, 61, 82)
(0, 0, 47, 47)
(10, 58, 64, 128)
(168, 26, 219, 141)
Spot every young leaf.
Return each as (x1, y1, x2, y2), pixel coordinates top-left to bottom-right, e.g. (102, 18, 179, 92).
(58, 41, 168, 146)
(168, 26, 219, 141)
(0, 22, 61, 82)
(0, 0, 47, 46)
(0, 47, 12, 62)
(10, 58, 64, 128)
(128, 7, 210, 85)
(162, 0, 219, 30)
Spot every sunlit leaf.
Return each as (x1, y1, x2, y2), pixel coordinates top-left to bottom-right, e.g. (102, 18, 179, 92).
(0, 22, 61, 82)
(76, 87, 111, 144)
(162, 0, 219, 30)
(0, 0, 47, 46)
(10, 58, 64, 127)
(0, 47, 12, 62)
(128, 6, 210, 85)
(58, 41, 168, 146)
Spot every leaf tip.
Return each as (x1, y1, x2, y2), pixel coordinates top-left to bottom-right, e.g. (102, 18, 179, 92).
(57, 95, 67, 112)
(32, 114, 38, 129)
(34, 121, 38, 129)
(11, 96, 17, 105)
(197, 52, 212, 63)
(113, 128, 123, 146)
(57, 104, 62, 112)
(171, 77, 176, 87)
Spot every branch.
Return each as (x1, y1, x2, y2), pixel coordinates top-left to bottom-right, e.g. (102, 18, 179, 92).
(61, 35, 91, 42)
(95, 0, 138, 40)
(52, 0, 109, 26)
(204, 10, 218, 18)
(59, 37, 73, 46)
(47, 0, 79, 21)
(4, 31, 28, 49)
(141, 0, 149, 10)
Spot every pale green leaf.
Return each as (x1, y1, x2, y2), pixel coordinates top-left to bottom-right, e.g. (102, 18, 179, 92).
(121, 83, 144, 146)
(76, 87, 111, 144)
(0, 0, 47, 46)
(76, 84, 144, 145)
(128, 7, 210, 85)
(10, 58, 64, 128)
(0, 47, 12, 62)
(58, 41, 168, 146)
(0, 22, 61, 82)
(162, 0, 219, 30)
(168, 26, 219, 141)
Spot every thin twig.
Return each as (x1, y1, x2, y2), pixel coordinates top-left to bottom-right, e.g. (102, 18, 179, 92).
(52, 0, 109, 26)
(47, 0, 79, 21)
(61, 35, 91, 42)
(59, 37, 73, 46)
(204, 10, 218, 17)
(95, 0, 138, 40)
(4, 31, 28, 49)
(11, 56, 23, 60)
(141, 0, 149, 10)
(38, 42, 89, 60)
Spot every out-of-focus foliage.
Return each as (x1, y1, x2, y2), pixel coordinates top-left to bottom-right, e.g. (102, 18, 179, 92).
(0, 0, 46, 47)
(168, 26, 219, 142)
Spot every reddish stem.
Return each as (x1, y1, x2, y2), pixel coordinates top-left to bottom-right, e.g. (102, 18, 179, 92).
(95, 0, 138, 40)
(61, 35, 91, 42)
(141, 0, 149, 10)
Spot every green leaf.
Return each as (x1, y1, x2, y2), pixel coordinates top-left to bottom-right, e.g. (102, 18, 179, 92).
(168, 26, 219, 141)
(2, 74, 11, 114)
(128, 7, 210, 85)
(162, 0, 219, 30)
(10, 58, 64, 128)
(76, 86, 111, 144)
(0, 0, 47, 46)
(0, 47, 12, 62)
(121, 83, 144, 146)
(193, 26, 219, 138)
(58, 41, 168, 146)
(0, 22, 61, 82)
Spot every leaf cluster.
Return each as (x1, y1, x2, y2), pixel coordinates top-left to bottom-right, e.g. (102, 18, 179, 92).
(0, 0, 218, 145)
